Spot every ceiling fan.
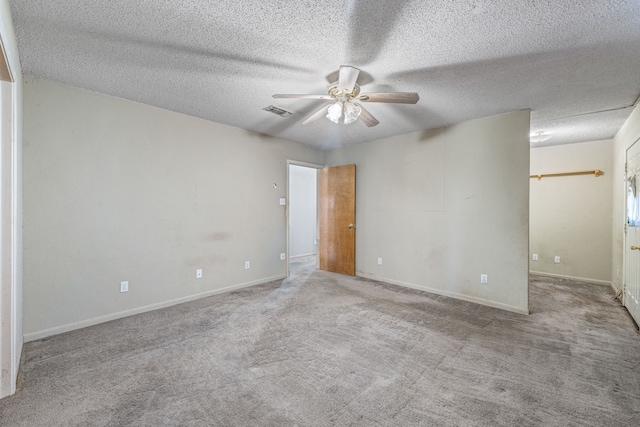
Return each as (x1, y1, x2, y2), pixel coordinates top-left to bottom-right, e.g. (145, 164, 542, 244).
(272, 65, 420, 127)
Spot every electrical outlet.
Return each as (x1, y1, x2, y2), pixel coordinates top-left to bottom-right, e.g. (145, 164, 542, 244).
(280, 253, 286, 260)
(377, 257, 383, 265)
(480, 274, 488, 284)
(245, 261, 250, 269)
(196, 269, 202, 279)
(554, 256, 560, 263)
(279, 198, 286, 206)
(120, 281, 129, 293)
(532, 253, 538, 261)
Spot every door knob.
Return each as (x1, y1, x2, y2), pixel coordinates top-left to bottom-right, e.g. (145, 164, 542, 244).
(632, 246, 640, 250)
(348, 224, 354, 229)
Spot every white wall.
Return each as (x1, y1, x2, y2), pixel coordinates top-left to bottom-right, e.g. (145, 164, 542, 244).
(325, 111, 530, 314)
(0, 0, 23, 398)
(22, 77, 322, 340)
(530, 140, 613, 284)
(288, 165, 317, 258)
(612, 103, 640, 293)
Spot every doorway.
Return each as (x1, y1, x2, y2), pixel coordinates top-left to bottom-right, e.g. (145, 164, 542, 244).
(287, 162, 321, 277)
(286, 162, 357, 278)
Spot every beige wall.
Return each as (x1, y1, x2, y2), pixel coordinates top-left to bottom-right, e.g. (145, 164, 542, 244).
(23, 77, 322, 340)
(325, 111, 530, 314)
(23, 77, 531, 339)
(530, 140, 613, 284)
(0, 0, 23, 398)
(612, 103, 640, 293)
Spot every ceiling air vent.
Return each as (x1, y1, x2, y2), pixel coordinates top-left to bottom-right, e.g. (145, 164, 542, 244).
(263, 105, 293, 118)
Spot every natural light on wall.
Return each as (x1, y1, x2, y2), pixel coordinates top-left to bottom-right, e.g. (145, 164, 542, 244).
(628, 175, 639, 226)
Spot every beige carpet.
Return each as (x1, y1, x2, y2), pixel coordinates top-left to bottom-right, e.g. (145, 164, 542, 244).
(1, 260, 639, 426)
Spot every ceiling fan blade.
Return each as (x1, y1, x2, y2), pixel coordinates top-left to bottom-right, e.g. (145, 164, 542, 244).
(273, 94, 334, 100)
(355, 104, 379, 127)
(358, 92, 420, 104)
(303, 105, 331, 125)
(338, 65, 360, 93)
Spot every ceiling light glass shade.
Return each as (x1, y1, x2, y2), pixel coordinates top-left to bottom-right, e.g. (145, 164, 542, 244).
(326, 102, 343, 124)
(530, 131, 552, 143)
(343, 102, 362, 124)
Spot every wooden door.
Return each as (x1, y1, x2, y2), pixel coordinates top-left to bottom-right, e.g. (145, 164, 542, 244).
(318, 164, 356, 276)
(625, 140, 640, 327)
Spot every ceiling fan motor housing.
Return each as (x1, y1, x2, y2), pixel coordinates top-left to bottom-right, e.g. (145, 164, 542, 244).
(329, 83, 361, 101)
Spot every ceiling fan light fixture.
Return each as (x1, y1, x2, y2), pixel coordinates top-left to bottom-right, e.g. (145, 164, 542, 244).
(327, 102, 343, 124)
(343, 102, 361, 125)
(274, 65, 419, 128)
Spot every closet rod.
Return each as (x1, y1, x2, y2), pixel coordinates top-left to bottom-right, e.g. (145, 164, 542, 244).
(530, 169, 602, 180)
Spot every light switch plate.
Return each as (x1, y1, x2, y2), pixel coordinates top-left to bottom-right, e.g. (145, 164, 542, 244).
(279, 198, 286, 206)
(196, 269, 202, 279)
(280, 253, 286, 260)
(480, 274, 488, 284)
(532, 254, 538, 261)
(120, 281, 129, 293)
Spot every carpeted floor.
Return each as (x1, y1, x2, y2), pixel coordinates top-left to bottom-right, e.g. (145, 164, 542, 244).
(1, 258, 639, 426)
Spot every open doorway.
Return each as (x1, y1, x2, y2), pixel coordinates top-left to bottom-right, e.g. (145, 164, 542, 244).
(287, 162, 321, 277)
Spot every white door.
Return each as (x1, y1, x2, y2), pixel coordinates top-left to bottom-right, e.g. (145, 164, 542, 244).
(624, 139, 640, 326)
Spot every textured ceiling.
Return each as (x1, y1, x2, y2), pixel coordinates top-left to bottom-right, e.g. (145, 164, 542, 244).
(8, 0, 640, 149)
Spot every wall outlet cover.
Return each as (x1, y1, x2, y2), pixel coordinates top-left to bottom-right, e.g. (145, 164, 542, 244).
(196, 269, 203, 279)
(532, 254, 538, 261)
(245, 261, 250, 269)
(280, 253, 286, 260)
(120, 281, 129, 293)
(377, 258, 383, 265)
(554, 256, 560, 263)
(480, 274, 488, 284)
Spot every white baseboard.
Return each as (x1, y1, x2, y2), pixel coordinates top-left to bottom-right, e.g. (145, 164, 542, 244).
(529, 271, 612, 287)
(24, 275, 286, 342)
(289, 253, 316, 260)
(610, 281, 623, 294)
(356, 273, 530, 315)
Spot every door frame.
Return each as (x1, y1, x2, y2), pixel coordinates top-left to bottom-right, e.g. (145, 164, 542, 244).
(286, 160, 323, 278)
(0, 20, 21, 399)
